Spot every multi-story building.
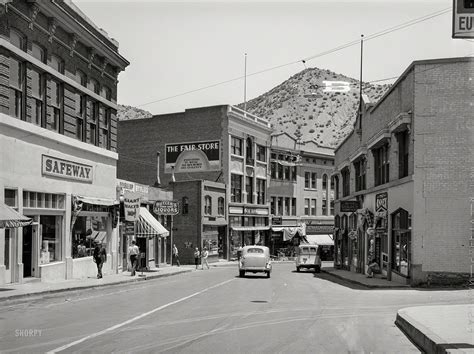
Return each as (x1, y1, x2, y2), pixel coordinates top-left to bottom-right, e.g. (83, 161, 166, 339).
(268, 132, 335, 256)
(117, 105, 272, 261)
(0, 1, 129, 284)
(332, 57, 473, 286)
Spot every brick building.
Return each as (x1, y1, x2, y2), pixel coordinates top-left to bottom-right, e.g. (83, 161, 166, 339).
(268, 132, 335, 257)
(117, 105, 272, 261)
(0, 1, 129, 284)
(332, 57, 473, 286)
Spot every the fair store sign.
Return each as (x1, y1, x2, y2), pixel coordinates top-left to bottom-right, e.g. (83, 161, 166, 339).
(42, 155, 93, 183)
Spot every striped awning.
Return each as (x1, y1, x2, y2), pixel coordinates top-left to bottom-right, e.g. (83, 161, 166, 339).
(136, 207, 169, 238)
(0, 202, 32, 228)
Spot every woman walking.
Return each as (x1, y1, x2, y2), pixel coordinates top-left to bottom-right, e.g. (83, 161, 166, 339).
(201, 247, 209, 270)
(194, 247, 200, 270)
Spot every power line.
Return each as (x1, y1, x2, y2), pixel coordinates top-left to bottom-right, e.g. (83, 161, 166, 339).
(136, 7, 451, 109)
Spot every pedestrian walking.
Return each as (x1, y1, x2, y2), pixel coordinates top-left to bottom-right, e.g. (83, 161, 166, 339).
(128, 240, 139, 276)
(93, 242, 107, 279)
(194, 247, 200, 270)
(366, 258, 380, 278)
(201, 247, 209, 270)
(172, 244, 180, 267)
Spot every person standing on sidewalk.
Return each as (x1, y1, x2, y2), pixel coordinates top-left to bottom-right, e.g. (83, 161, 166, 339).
(194, 247, 200, 270)
(201, 247, 210, 270)
(172, 244, 180, 267)
(129, 240, 139, 276)
(93, 242, 107, 279)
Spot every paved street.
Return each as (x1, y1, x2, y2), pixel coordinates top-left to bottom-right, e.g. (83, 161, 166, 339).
(0, 263, 470, 353)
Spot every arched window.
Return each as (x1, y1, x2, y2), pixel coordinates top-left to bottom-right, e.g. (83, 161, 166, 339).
(334, 175, 340, 199)
(218, 197, 225, 216)
(89, 78, 100, 95)
(101, 85, 112, 101)
(10, 28, 24, 50)
(322, 174, 328, 191)
(204, 196, 212, 215)
(76, 70, 87, 87)
(31, 42, 45, 62)
(50, 55, 64, 73)
(391, 208, 411, 276)
(335, 215, 340, 228)
(182, 197, 189, 215)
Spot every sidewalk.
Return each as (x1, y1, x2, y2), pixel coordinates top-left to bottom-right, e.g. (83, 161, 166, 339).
(321, 267, 409, 289)
(396, 304, 474, 353)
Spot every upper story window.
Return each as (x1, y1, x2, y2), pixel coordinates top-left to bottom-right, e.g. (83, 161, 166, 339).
(245, 176, 253, 204)
(49, 55, 64, 74)
(182, 197, 189, 215)
(204, 196, 212, 215)
(322, 174, 328, 191)
(341, 167, 350, 197)
(256, 178, 266, 205)
(101, 86, 112, 101)
(330, 176, 335, 191)
(10, 29, 25, 50)
(373, 144, 390, 186)
(231, 136, 242, 156)
(76, 70, 87, 87)
(246, 137, 253, 165)
(9, 57, 24, 120)
(354, 157, 367, 192)
(305, 172, 317, 189)
(397, 130, 410, 179)
(89, 78, 100, 95)
(31, 43, 45, 63)
(256, 144, 266, 162)
(231, 174, 242, 203)
(334, 175, 340, 199)
(218, 197, 225, 216)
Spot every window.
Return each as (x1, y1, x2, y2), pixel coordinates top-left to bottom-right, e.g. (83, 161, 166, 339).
(231, 174, 242, 202)
(31, 67, 44, 127)
(89, 101, 99, 145)
(9, 57, 24, 119)
(40, 215, 62, 263)
(256, 145, 266, 162)
(76, 94, 87, 141)
(277, 197, 283, 215)
(330, 176, 335, 191)
(374, 144, 390, 186)
(76, 70, 87, 87)
(4, 189, 17, 207)
(304, 198, 310, 216)
(334, 175, 340, 199)
(322, 174, 327, 191)
(391, 208, 411, 276)
(270, 196, 276, 215)
(311, 199, 316, 216)
(342, 167, 350, 197)
(49, 55, 64, 74)
(335, 215, 340, 228)
(10, 29, 24, 50)
(101, 86, 112, 101)
(218, 197, 225, 216)
(284, 197, 290, 216)
(50, 79, 62, 132)
(256, 179, 265, 205)
(312, 173, 317, 189)
(330, 200, 334, 215)
(271, 161, 277, 179)
(31, 43, 45, 62)
(246, 138, 253, 164)
(89, 78, 100, 95)
(305, 172, 310, 188)
(397, 130, 409, 178)
(246, 176, 253, 204)
(23, 191, 65, 209)
(291, 166, 297, 182)
(182, 197, 189, 215)
(231, 136, 242, 156)
(354, 157, 367, 192)
(291, 198, 296, 216)
(322, 199, 327, 215)
(72, 215, 107, 259)
(100, 108, 111, 149)
(204, 196, 212, 215)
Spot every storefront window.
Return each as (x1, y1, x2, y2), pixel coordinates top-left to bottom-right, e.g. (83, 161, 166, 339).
(72, 215, 108, 258)
(40, 215, 62, 263)
(391, 208, 411, 276)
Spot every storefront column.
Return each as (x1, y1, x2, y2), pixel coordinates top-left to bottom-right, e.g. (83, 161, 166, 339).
(65, 194, 73, 280)
(15, 187, 24, 283)
(111, 220, 119, 274)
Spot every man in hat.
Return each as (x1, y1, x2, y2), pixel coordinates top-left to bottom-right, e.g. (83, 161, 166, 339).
(93, 242, 107, 279)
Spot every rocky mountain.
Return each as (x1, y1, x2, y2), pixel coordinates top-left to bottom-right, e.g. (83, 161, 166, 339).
(117, 104, 152, 121)
(239, 68, 391, 148)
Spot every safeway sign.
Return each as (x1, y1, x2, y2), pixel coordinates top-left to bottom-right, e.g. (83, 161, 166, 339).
(453, 0, 474, 38)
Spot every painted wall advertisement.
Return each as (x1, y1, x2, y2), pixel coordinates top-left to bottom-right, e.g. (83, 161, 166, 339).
(165, 140, 220, 173)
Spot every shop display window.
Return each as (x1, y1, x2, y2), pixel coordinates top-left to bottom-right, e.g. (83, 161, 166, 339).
(391, 208, 411, 276)
(40, 215, 62, 263)
(72, 215, 108, 258)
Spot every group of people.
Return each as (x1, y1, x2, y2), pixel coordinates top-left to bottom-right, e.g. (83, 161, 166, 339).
(193, 246, 209, 270)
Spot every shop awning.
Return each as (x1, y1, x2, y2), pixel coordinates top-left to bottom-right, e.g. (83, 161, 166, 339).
(75, 196, 118, 206)
(305, 234, 334, 246)
(136, 207, 169, 237)
(0, 201, 32, 228)
(231, 226, 270, 231)
(272, 224, 306, 241)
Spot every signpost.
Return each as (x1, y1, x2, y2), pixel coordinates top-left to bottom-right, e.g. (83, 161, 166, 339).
(453, 0, 474, 39)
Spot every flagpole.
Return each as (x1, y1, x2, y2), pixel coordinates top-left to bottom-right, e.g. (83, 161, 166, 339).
(244, 53, 247, 112)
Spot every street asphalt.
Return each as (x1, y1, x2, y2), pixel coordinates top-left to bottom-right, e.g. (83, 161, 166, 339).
(0, 263, 471, 353)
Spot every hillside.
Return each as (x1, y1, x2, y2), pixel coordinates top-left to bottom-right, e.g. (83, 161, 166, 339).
(239, 68, 391, 148)
(117, 104, 152, 121)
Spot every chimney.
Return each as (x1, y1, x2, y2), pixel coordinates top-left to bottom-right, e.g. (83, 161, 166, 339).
(156, 151, 161, 186)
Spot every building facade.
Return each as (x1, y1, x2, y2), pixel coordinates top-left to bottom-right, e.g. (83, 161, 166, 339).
(333, 57, 473, 286)
(268, 132, 335, 256)
(0, 0, 129, 284)
(117, 105, 272, 261)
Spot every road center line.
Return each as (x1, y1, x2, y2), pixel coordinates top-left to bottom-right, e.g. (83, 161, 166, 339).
(46, 278, 235, 354)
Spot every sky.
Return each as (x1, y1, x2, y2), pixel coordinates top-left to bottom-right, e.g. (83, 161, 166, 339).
(74, 0, 473, 115)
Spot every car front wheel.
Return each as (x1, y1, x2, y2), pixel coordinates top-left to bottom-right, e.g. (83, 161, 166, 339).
(296, 267, 300, 272)
(239, 270, 245, 277)
(267, 271, 271, 278)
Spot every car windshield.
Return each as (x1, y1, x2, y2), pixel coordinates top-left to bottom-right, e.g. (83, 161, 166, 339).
(246, 248, 264, 254)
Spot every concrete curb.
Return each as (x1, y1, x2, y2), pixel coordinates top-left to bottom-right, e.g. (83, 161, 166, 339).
(395, 308, 445, 354)
(1, 268, 193, 303)
(320, 269, 409, 289)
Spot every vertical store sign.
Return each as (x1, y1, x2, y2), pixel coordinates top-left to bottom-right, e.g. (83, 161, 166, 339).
(124, 192, 140, 222)
(453, 0, 474, 38)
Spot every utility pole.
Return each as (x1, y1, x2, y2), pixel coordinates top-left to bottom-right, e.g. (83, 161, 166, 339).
(244, 53, 247, 112)
(358, 34, 364, 133)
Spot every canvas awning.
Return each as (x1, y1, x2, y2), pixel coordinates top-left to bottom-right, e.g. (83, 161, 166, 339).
(0, 201, 32, 228)
(231, 226, 270, 231)
(75, 196, 118, 206)
(271, 224, 306, 241)
(136, 207, 169, 237)
(305, 234, 334, 246)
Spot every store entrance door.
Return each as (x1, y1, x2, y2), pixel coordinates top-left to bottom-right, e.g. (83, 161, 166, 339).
(22, 226, 33, 278)
(4, 229, 13, 283)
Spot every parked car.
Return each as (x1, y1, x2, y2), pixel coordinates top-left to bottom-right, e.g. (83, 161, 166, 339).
(238, 245, 272, 278)
(295, 244, 321, 273)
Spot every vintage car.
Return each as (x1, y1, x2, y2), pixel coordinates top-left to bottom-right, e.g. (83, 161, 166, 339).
(295, 244, 321, 273)
(238, 245, 272, 278)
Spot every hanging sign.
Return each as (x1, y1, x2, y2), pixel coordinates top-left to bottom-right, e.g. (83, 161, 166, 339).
(124, 192, 140, 222)
(153, 200, 179, 215)
(340, 200, 360, 212)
